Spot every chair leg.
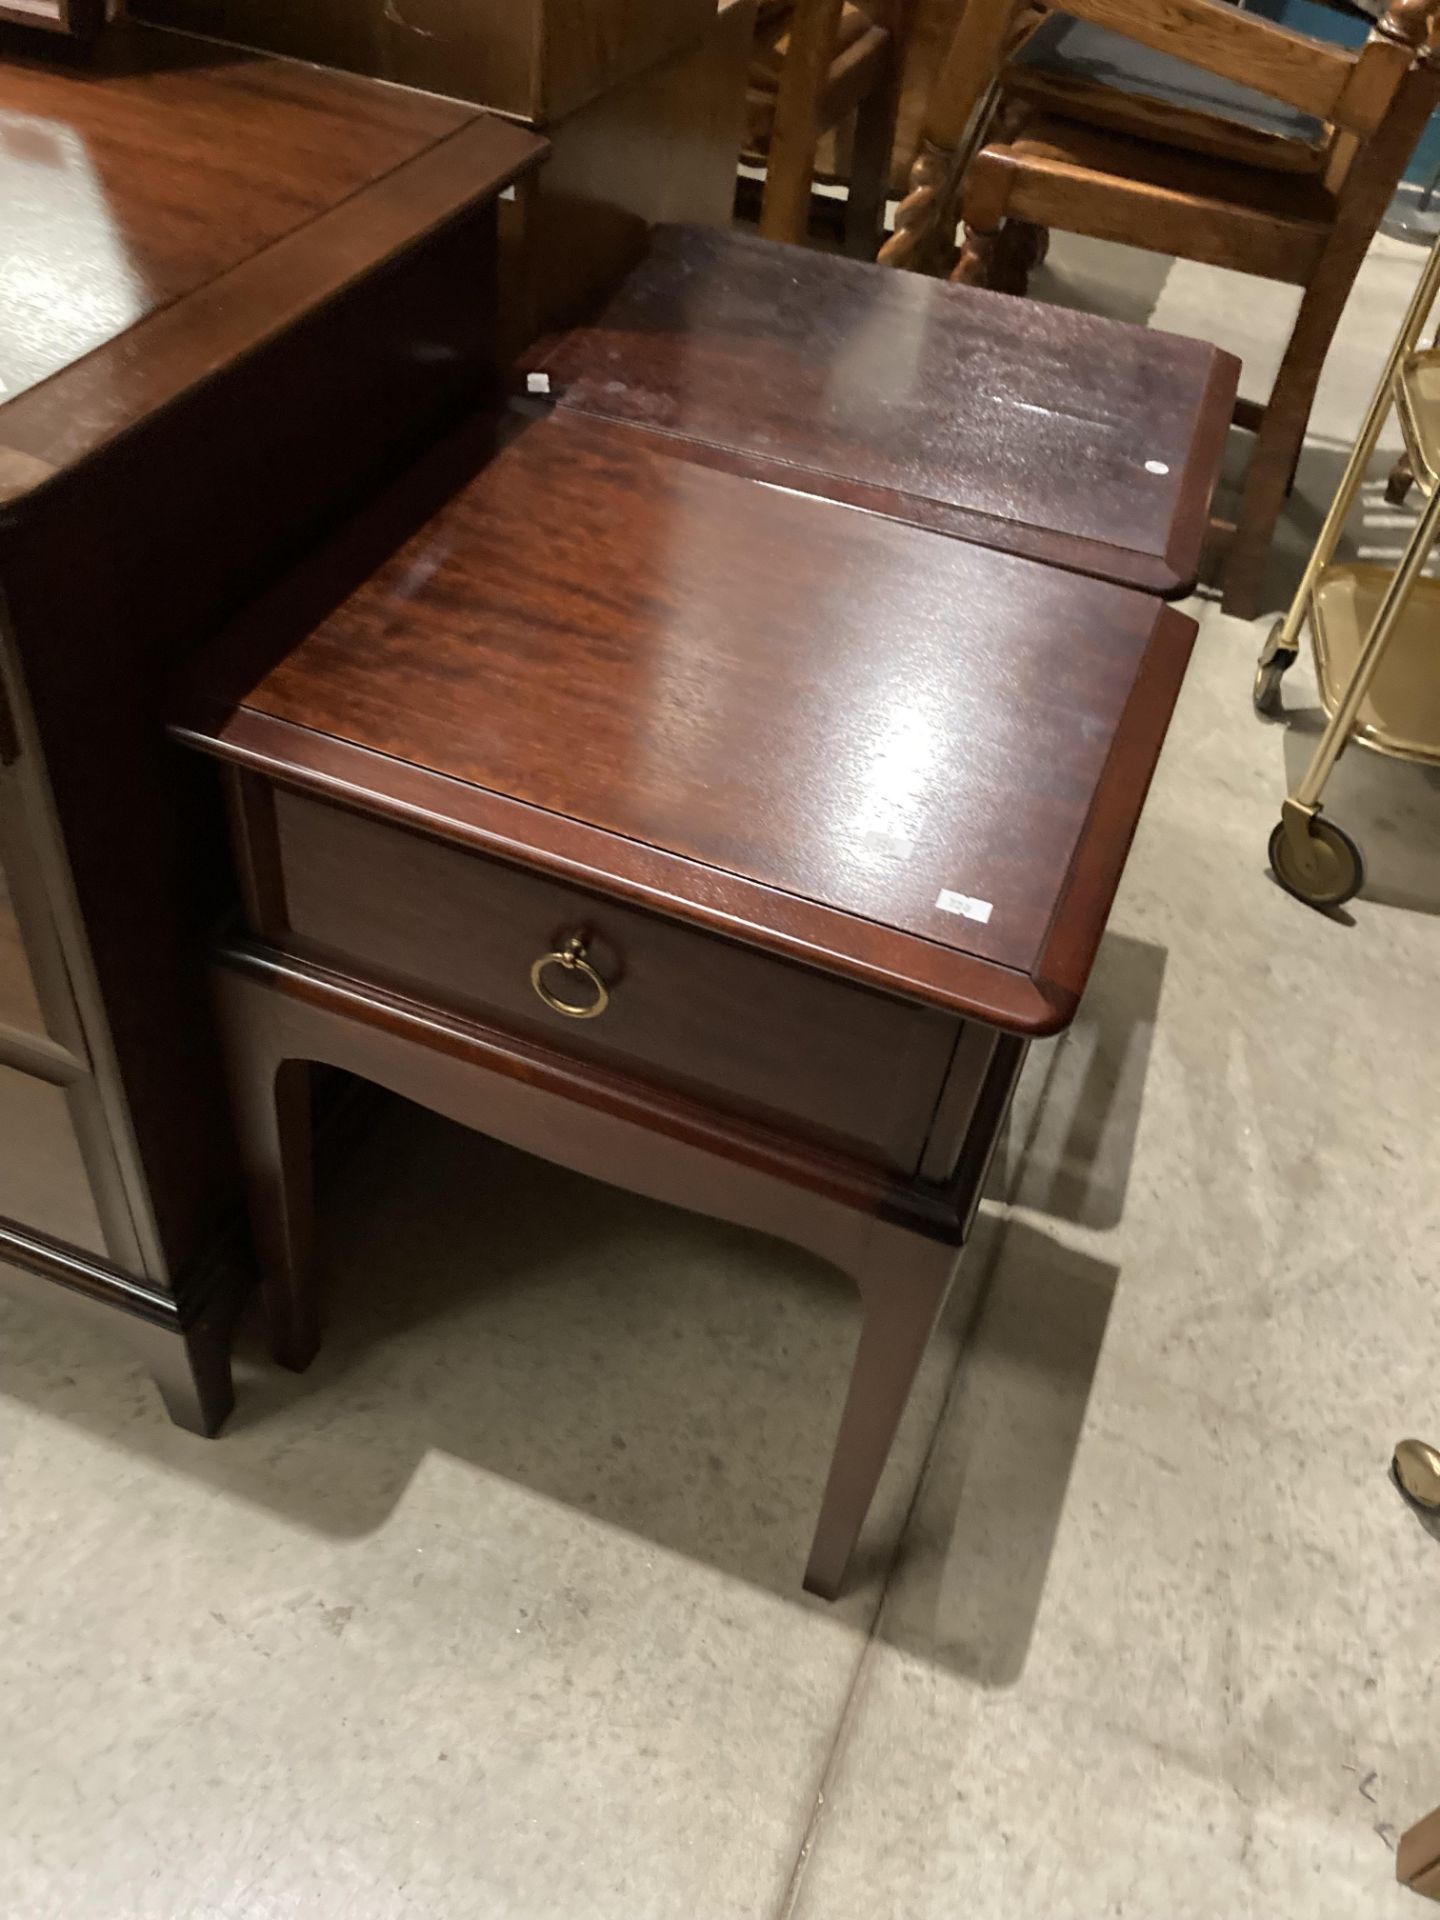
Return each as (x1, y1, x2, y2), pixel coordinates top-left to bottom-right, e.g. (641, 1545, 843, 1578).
(759, 0, 846, 244)
(1222, 277, 1352, 619)
(803, 1225, 958, 1599)
(953, 217, 1038, 295)
(1387, 451, 1415, 506)
(843, 32, 903, 259)
(213, 966, 319, 1371)
(950, 145, 1027, 293)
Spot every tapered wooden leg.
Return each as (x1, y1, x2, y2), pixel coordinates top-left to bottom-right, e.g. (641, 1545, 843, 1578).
(126, 1304, 236, 1436)
(149, 1318, 236, 1435)
(804, 1226, 958, 1599)
(212, 965, 318, 1371)
(1222, 276, 1353, 617)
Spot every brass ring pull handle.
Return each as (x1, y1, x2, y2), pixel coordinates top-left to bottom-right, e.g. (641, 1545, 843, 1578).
(529, 934, 610, 1020)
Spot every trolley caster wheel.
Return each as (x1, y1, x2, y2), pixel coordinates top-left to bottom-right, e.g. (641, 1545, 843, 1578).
(1385, 455, 1415, 508)
(1394, 1438, 1440, 1514)
(1253, 622, 1298, 717)
(1268, 814, 1365, 910)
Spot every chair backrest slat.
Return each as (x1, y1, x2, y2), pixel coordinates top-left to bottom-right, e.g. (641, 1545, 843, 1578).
(1053, 0, 1355, 119)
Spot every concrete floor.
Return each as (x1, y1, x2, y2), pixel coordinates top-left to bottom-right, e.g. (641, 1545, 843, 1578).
(3, 234, 1439, 1919)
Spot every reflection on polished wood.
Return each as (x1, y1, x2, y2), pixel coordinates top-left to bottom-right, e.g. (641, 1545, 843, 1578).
(178, 405, 1196, 1037)
(0, 23, 473, 405)
(528, 224, 1238, 597)
(0, 19, 544, 1428)
(178, 384, 1201, 1593)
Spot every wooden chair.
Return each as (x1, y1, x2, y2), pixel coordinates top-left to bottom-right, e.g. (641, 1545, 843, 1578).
(751, 0, 913, 252)
(882, 0, 1440, 616)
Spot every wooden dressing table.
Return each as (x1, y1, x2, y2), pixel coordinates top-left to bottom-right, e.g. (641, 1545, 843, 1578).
(0, 20, 543, 1425)
(176, 393, 1204, 1596)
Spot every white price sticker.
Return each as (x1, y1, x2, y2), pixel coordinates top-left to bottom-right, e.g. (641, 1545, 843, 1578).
(935, 889, 993, 925)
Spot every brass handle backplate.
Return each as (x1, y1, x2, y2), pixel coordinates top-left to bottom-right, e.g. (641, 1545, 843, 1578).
(530, 934, 610, 1020)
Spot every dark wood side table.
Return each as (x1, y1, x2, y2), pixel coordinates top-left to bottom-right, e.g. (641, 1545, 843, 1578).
(523, 222, 1240, 598)
(0, 20, 543, 1428)
(175, 405, 1195, 1596)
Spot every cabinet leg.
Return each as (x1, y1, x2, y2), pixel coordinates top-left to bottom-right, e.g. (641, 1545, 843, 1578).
(804, 1228, 958, 1599)
(143, 1315, 235, 1437)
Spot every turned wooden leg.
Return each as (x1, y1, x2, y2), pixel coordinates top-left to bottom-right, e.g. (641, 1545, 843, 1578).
(951, 148, 1025, 295)
(804, 1225, 958, 1599)
(880, 140, 959, 274)
(1006, 218, 1049, 275)
(953, 218, 1036, 296)
(212, 964, 318, 1371)
(953, 221, 1002, 289)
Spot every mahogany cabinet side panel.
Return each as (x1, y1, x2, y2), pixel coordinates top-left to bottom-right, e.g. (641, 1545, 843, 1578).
(0, 205, 504, 1286)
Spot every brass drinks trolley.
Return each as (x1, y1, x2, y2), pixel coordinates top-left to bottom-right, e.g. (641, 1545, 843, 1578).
(1255, 233, 1440, 909)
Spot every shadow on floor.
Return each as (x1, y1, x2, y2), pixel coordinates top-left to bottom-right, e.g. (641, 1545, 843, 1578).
(880, 1218, 1118, 1686)
(0, 931, 1154, 1658)
(1229, 438, 1432, 621)
(1005, 930, 1166, 1231)
(0, 1102, 985, 1625)
(1030, 241, 1171, 329)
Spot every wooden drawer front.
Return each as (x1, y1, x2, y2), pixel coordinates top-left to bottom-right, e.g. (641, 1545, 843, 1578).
(269, 790, 959, 1170)
(0, 1062, 107, 1255)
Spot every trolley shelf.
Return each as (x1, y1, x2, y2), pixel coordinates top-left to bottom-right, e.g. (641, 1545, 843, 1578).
(1311, 563, 1440, 765)
(1394, 348, 1440, 498)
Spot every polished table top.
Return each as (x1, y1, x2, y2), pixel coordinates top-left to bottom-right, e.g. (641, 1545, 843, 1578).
(177, 408, 1195, 1036)
(0, 23, 471, 404)
(0, 22, 542, 496)
(528, 223, 1239, 598)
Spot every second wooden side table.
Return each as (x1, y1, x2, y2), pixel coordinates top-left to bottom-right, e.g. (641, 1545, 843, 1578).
(175, 402, 1195, 1597)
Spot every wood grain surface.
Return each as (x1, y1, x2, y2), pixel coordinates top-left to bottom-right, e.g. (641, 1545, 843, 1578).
(0, 23, 474, 406)
(176, 407, 1197, 1034)
(527, 223, 1238, 596)
(0, 23, 538, 1293)
(263, 783, 964, 1169)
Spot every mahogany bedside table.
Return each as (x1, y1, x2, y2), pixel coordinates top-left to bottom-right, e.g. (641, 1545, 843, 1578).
(523, 223, 1239, 599)
(175, 406, 1194, 1599)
